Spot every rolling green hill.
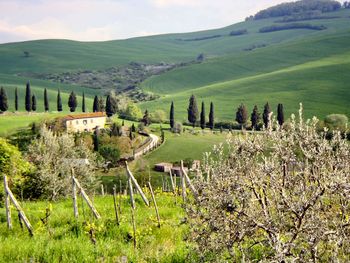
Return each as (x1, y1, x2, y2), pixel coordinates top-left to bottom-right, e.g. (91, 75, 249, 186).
(0, 6, 349, 124)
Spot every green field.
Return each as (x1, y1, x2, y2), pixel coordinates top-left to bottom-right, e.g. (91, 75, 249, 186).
(0, 8, 349, 128)
(145, 131, 227, 165)
(0, 193, 187, 262)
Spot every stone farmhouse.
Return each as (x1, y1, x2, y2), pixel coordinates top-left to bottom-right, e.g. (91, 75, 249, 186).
(64, 112, 106, 133)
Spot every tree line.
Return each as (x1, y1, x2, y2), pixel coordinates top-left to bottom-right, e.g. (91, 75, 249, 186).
(167, 94, 285, 132)
(0, 82, 118, 117)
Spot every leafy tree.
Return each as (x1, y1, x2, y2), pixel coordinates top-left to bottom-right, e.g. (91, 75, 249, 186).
(57, 89, 62, 112)
(68, 91, 77, 112)
(25, 81, 31, 112)
(209, 102, 214, 130)
(44, 88, 49, 112)
(31, 94, 37, 111)
(187, 94, 199, 127)
(251, 105, 260, 129)
(15, 87, 18, 111)
(200, 101, 206, 129)
(0, 87, 8, 112)
(142, 109, 151, 126)
(93, 95, 99, 112)
(277, 103, 284, 126)
(235, 103, 248, 128)
(124, 103, 142, 121)
(170, 101, 175, 129)
(150, 110, 166, 123)
(106, 95, 117, 117)
(0, 138, 31, 182)
(99, 145, 120, 167)
(263, 102, 271, 128)
(82, 92, 86, 112)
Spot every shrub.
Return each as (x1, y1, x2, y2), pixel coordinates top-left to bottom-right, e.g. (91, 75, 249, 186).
(99, 145, 121, 167)
(324, 114, 348, 131)
(259, 23, 326, 33)
(186, 105, 350, 262)
(229, 29, 248, 36)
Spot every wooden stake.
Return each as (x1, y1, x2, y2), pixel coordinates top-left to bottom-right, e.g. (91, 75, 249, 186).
(72, 176, 101, 219)
(128, 178, 136, 210)
(125, 162, 150, 206)
(4, 176, 33, 235)
(148, 182, 161, 228)
(113, 185, 120, 225)
(131, 208, 137, 249)
(180, 168, 186, 202)
(101, 184, 105, 196)
(72, 173, 79, 219)
(4, 176, 12, 229)
(181, 160, 198, 198)
(169, 170, 175, 193)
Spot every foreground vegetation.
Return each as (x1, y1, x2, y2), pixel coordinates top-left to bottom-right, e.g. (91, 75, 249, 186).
(0, 193, 187, 262)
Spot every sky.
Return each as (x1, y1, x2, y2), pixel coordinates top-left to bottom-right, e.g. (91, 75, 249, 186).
(0, 0, 290, 44)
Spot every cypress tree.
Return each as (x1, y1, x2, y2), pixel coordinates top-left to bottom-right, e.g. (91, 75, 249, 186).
(106, 95, 117, 117)
(93, 95, 99, 112)
(129, 128, 133, 140)
(131, 123, 136, 132)
(57, 89, 62, 112)
(98, 97, 105, 112)
(277, 103, 284, 126)
(0, 87, 8, 112)
(31, 94, 37, 111)
(236, 103, 248, 129)
(209, 102, 214, 130)
(251, 105, 260, 130)
(200, 101, 206, 129)
(187, 94, 199, 128)
(68, 91, 77, 112)
(44, 88, 49, 112)
(25, 81, 31, 112)
(263, 102, 271, 128)
(93, 130, 99, 152)
(169, 101, 175, 129)
(15, 87, 18, 111)
(142, 110, 151, 126)
(82, 92, 86, 112)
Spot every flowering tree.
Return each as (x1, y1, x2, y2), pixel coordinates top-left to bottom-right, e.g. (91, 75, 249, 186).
(187, 105, 350, 262)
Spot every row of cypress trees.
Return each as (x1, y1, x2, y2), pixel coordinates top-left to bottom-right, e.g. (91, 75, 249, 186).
(172, 94, 285, 130)
(0, 82, 117, 116)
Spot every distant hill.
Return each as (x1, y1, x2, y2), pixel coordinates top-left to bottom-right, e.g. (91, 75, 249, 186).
(0, 1, 349, 120)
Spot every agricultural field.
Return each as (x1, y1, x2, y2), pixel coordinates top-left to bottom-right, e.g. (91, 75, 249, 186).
(0, 192, 188, 262)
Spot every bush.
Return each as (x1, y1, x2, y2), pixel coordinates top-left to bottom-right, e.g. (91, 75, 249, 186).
(173, 122, 183, 134)
(186, 107, 350, 261)
(324, 114, 348, 131)
(99, 145, 121, 167)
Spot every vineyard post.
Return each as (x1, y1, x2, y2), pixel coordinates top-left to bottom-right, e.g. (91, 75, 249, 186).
(125, 162, 150, 206)
(4, 175, 12, 229)
(148, 182, 161, 228)
(72, 171, 79, 218)
(113, 185, 120, 225)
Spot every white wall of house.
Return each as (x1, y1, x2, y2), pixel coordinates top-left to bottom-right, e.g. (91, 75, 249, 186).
(66, 117, 106, 132)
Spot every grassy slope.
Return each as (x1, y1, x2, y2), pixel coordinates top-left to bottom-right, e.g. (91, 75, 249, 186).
(139, 10, 350, 120)
(0, 194, 187, 262)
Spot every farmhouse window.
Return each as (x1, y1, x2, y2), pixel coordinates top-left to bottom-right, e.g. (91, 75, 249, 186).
(83, 120, 88, 125)
(91, 119, 93, 123)
(76, 120, 79, 124)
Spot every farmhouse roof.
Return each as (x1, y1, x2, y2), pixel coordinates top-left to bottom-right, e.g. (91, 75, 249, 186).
(64, 112, 106, 120)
